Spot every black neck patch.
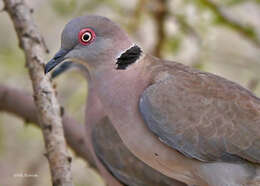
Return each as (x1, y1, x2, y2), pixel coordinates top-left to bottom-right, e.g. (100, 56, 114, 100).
(116, 45, 142, 70)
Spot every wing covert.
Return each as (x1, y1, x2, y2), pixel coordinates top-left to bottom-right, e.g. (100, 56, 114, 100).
(139, 69, 260, 163)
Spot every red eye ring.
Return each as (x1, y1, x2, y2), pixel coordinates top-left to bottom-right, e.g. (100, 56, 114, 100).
(78, 28, 96, 45)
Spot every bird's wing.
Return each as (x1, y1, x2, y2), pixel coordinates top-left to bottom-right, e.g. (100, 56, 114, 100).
(92, 117, 186, 186)
(139, 65, 260, 163)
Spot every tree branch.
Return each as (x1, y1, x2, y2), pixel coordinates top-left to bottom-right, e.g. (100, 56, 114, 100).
(3, 0, 74, 185)
(0, 84, 96, 168)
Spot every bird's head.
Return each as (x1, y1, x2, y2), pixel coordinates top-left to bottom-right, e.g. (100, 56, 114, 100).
(45, 15, 142, 75)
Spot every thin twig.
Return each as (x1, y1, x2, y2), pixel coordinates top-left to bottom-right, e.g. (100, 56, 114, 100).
(150, 0, 168, 58)
(3, 0, 74, 185)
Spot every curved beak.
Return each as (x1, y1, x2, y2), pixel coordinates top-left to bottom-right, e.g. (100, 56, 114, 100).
(45, 49, 69, 74)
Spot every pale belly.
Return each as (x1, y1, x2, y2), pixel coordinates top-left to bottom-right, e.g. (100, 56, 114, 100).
(104, 102, 201, 185)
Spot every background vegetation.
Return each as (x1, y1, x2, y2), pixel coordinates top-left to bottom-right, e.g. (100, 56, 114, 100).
(0, 0, 260, 185)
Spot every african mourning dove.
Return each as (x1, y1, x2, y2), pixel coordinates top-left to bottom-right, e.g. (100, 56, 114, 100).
(46, 15, 260, 186)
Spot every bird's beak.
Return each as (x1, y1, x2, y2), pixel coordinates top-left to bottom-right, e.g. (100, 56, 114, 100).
(45, 49, 69, 74)
(51, 61, 73, 79)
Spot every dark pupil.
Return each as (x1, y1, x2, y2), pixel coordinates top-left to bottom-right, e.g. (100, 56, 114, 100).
(83, 33, 90, 41)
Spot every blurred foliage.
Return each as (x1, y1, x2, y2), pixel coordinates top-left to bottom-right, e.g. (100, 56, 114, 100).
(0, 48, 24, 74)
(165, 35, 183, 54)
(187, 0, 260, 47)
(223, 0, 260, 6)
(84, 0, 121, 11)
(51, 0, 77, 16)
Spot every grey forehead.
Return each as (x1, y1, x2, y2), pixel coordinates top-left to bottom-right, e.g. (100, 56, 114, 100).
(61, 15, 117, 49)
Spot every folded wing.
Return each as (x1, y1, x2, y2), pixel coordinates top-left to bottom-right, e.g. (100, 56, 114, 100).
(139, 66, 260, 163)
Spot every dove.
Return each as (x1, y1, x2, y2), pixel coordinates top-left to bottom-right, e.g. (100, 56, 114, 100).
(46, 15, 260, 186)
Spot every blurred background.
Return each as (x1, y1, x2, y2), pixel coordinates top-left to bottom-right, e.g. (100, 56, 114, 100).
(0, 0, 260, 185)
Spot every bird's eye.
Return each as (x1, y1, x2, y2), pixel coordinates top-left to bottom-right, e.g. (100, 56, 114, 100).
(78, 28, 96, 45)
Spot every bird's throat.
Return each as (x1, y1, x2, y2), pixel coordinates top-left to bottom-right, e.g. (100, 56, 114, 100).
(116, 45, 142, 70)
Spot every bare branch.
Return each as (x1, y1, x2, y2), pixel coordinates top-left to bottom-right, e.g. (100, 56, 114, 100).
(0, 84, 96, 168)
(3, 0, 74, 185)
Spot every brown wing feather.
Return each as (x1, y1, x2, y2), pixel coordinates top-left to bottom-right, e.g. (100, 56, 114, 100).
(139, 61, 260, 163)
